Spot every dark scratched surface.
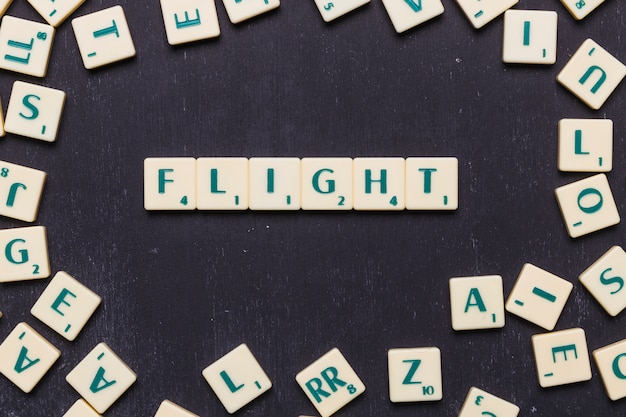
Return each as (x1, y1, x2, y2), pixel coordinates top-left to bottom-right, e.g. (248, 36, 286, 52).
(1, 0, 626, 416)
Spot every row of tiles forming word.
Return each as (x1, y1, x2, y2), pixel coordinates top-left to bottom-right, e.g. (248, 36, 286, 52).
(144, 157, 459, 211)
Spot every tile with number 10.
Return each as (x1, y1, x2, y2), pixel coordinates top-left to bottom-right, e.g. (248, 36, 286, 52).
(388, 347, 442, 402)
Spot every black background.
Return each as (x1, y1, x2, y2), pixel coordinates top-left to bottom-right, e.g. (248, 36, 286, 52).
(1, 0, 625, 416)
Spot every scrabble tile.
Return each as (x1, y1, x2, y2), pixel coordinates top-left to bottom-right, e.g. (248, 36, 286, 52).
(0, 159, 46, 222)
(202, 343, 272, 414)
(557, 39, 626, 110)
(458, 387, 519, 417)
(295, 348, 365, 417)
(301, 158, 353, 210)
(593, 338, 626, 400)
(71, 6, 136, 70)
(0, 16, 54, 77)
(144, 158, 197, 210)
(353, 158, 405, 210)
(62, 399, 101, 417)
(554, 173, 619, 238)
(579, 246, 626, 317)
(313, 0, 369, 22)
(0, 97, 4, 137)
(66, 343, 137, 414)
(249, 158, 300, 210)
(502, 10, 557, 65)
(160, 0, 220, 45)
(4, 80, 66, 142)
(449, 275, 505, 331)
(0, 226, 50, 283)
(532, 328, 592, 388)
(222, 0, 280, 24)
(560, 0, 605, 20)
(197, 157, 248, 210)
(381, 0, 443, 33)
(505, 263, 573, 331)
(154, 400, 199, 417)
(0, 322, 60, 393)
(558, 119, 612, 172)
(405, 157, 457, 210)
(0, 0, 12, 18)
(388, 347, 442, 402)
(26, 0, 87, 27)
(455, 0, 518, 29)
(31, 271, 101, 341)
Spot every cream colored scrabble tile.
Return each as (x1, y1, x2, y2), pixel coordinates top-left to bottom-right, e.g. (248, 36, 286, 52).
(388, 347, 442, 402)
(554, 173, 619, 238)
(455, 0, 518, 29)
(154, 400, 200, 417)
(301, 158, 353, 210)
(560, 0, 605, 20)
(144, 157, 197, 210)
(458, 387, 519, 417)
(296, 348, 365, 417)
(381, 0, 444, 34)
(0, 226, 50, 283)
(579, 246, 626, 317)
(502, 10, 557, 65)
(505, 263, 573, 331)
(0, 322, 60, 393)
(160, 0, 220, 45)
(5, 81, 66, 142)
(314, 0, 369, 22)
(26, 0, 87, 27)
(532, 328, 592, 388)
(249, 158, 300, 210)
(0, 97, 4, 137)
(31, 271, 101, 341)
(222, 0, 280, 24)
(66, 343, 137, 414)
(72, 6, 136, 69)
(557, 39, 626, 110)
(558, 119, 612, 172)
(593, 338, 626, 400)
(353, 158, 405, 210)
(62, 399, 101, 417)
(197, 157, 248, 210)
(0, 16, 54, 77)
(449, 275, 504, 331)
(0, 159, 46, 222)
(405, 157, 457, 210)
(0, 0, 12, 18)
(202, 343, 272, 414)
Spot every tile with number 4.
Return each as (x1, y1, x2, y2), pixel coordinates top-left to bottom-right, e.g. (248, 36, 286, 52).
(0, 322, 60, 393)
(0, 226, 50, 283)
(458, 387, 519, 417)
(202, 343, 272, 414)
(144, 157, 197, 210)
(532, 328, 592, 388)
(0, 15, 54, 77)
(5, 80, 66, 142)
(27, 0, 87, 27)
(222, 0, 280, 24)
(66, 343, 137, 414)
(555, 173, 619, 238)
(557, 39, 626, 110)
(388, 347, 442, 402)
(0, 159, 46, 222)
(296, 348, 365, 417)
(381, 0, 444, 34)
(72, 6, 136, 69)
(353, 158, 405, 210)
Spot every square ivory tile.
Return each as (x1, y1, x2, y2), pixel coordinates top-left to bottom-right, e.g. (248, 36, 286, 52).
(0, 159, 46, 222)
(579, 246, 626, 316)
(301, 158, 353, 210)
(0, 15, 54, 77)
(558, 119, 613, 172)
(202, 344, 272, 414)
(0, 0, 12, 18)
(249, 158, 300, 210)
(0, 322, 60, 393)
(62, 399, 101, 417)
(593, 338, 626, 400)
(388, 347, 442, 402)
(222, 0, 280, 24)
(449, 275, 505, 330)
(295, 348, 365, 417)
(144, 157, 196, 210)
(502, 10, 557, 65)
(154, 400, 199, 417)
(0, 226, 50, 282)
(405, 157, 457, 210)
(455, 0, 518, 29)
(532, 328, 592, 388)
(458, 387, 519, 417)
(196, 157, 248, 210)
(314, 0, 369, 22)
(353, 158, 405, 210)
(160, 0, 220, 45)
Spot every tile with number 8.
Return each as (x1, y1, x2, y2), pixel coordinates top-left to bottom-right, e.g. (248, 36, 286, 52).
(0, 15, 54, 77)
(0, 159, 46, 222)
